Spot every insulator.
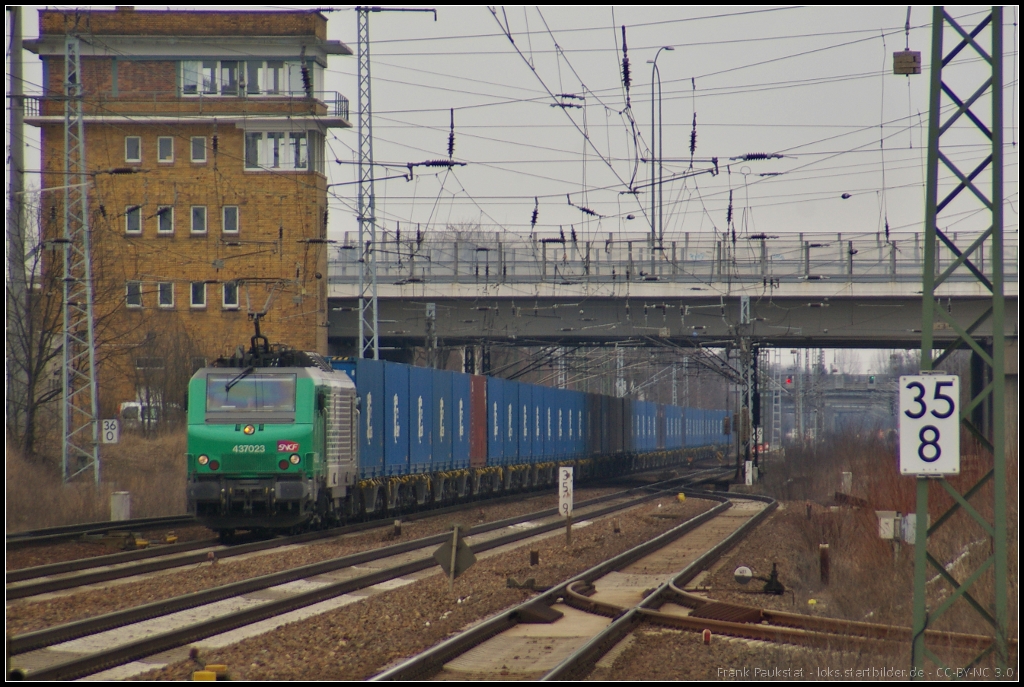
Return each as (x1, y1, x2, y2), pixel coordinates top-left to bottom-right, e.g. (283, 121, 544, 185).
(447, 108, 455, 159)
(689, 113, 697, 155)
(570, 227, 578, 243)
(530, 198, 539, 229)
(726, 190, 733, 225)
(621, 26, 631, 92)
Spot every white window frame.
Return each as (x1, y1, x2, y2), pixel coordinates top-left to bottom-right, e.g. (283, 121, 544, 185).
(157, 136, 174, 163)
(222, 206, 239, 234)
(222, 281, 239, 310)
(190, 206, 207, 235)
(126, 281, 142, 308)
(191, 136, 207, 163)
(244, 130, 310, 171)
(125, 136, 141, 163)
(125, 205, 142, 234)
(190, 282, 207, 309)
(157, 282, 174, 308)
(156, 206, 174, 235)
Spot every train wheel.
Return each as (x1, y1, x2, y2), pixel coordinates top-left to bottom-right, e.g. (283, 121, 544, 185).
(218, 529, 235, 544)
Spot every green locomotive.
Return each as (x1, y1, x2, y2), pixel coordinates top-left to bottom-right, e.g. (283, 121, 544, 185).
(186, 322, 357, 535)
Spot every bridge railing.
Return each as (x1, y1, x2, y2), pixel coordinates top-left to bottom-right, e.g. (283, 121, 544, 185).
(328, 230, 1017, 287)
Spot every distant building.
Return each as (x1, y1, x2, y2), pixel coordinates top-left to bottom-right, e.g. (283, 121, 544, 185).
(25, 7, 351, 417)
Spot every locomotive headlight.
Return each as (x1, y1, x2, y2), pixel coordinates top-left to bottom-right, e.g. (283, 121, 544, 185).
(289, 453, 301, 465)
(243, 424, 256, 435)
(198, 454, 210, 465)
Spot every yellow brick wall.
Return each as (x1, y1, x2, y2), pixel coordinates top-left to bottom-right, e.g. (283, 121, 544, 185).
(41, 121, 330, 414)
(40, 8, 327, 40)
(35, 8, 338, 416)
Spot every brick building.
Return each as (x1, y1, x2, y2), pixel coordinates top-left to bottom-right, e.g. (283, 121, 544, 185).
(25, 7, 350, 418)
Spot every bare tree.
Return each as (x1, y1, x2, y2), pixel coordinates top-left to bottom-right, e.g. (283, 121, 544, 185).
(6, 239, 65, 457)
(126, 314, 204, 435)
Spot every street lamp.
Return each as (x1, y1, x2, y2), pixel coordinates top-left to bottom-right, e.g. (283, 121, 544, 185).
(648, 46, 673, 246)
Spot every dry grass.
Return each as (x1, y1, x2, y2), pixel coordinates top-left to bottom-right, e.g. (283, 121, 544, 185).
(6, 431, 187, 533)
(751, 429, 1017, 670)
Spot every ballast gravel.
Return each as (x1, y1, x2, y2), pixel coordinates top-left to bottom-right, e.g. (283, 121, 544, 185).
(5, 526, 214, 572)
(137, 496, 713, 681)
(6, 487, 625, 636)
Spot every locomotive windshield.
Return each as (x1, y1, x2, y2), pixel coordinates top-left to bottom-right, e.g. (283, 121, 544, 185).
(206, 373, 297, 413)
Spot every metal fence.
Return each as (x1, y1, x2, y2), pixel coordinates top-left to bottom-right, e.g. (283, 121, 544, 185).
(328, 230, 1018, 286)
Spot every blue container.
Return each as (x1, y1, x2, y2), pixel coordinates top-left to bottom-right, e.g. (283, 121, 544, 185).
(383, 362, 410, 474)
(487, 376, 505, 464)
(409, 366, 433, 473)
(543, 386, 556, 459)
(356, 358, 384, 478)
(330, 358, 356, 383)
(452, 372, 471, 469)
(519, 384, 533, 463)
(503, 381, 519, 465)
(533, 385, 545, 460)
(432, 369, 452, 470)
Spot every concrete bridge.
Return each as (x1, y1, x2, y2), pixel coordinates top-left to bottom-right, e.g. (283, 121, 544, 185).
(326, 230, 1017, 352)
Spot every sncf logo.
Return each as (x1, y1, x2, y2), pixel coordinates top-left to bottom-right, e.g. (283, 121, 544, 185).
(277, 440, 300, 453)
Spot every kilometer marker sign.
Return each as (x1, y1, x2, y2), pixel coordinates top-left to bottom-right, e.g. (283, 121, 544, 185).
(899, 375, 960, 476)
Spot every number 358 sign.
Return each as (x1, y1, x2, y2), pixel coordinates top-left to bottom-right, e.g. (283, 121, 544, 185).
(899, 375, 959, 475)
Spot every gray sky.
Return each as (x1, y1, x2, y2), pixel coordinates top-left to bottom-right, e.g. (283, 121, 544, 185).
(8, 6, 1019, 372)
(11, 5, 1019, 243)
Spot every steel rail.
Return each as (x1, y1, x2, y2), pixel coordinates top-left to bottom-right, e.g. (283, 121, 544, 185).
(6, 516, 196, 550)
(11, 470, 728, 671)
(541, 492, 777, 680)
(370, 490, 736, 681)
(7, 465, 716, 595)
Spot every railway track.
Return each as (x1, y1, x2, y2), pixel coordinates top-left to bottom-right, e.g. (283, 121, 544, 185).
(8, 469, 729, 681)
(5, 465, 719, 597)
(371, 489, 1007, 682)
(371, 491, 774, 681)
(6, 516, 197, 550)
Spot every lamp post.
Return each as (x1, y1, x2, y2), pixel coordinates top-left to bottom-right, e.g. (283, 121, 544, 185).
(648, 46, 673, 246)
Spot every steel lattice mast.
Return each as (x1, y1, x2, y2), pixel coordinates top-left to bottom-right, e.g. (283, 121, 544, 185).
(355, 7, 434, 360)
(61, 36, 100, 482)
(913, 6, 1008, 673)
(356, 7, 379, 360)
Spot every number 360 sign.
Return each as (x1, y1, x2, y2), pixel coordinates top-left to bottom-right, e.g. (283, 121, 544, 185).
(899, 375, 960, 476)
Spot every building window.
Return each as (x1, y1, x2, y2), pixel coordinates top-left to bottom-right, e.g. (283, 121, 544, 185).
(191, 137, 206, 163)
(158, 282, 174, 308)
(182, 60, 217, 95)
(125, 206, 141, 234)
(220, 61, 239, 95)
(191, 282, 207, 308)
(125, 136, 141, 163)
(244, 130, 311, 171)
(157, 137, 174, 163)
(223, 206, 239, 234)
(191, 206, 207, 234)
(126, 281, 142, 308)
(135, 357, 165, 370)
(157, 206, 174, 234)
(223, 281, 239, 309)
(182, 59, 317, 97)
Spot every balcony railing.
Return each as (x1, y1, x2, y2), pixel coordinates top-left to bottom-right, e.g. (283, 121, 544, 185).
(24, 91, 349, 122)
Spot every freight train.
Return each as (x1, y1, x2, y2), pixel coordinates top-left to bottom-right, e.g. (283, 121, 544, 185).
(186, 330, 731, 535)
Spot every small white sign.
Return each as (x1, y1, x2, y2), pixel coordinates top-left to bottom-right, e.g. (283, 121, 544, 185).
(559, 467, 573, 518)
(102, 419, 120, 444)
(899, 375, 960, 475)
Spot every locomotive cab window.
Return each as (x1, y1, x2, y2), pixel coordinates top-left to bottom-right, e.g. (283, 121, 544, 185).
(205, 373, 296, 421)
